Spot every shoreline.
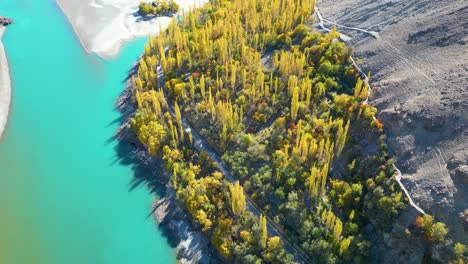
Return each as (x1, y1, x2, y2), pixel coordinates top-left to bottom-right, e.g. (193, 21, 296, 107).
(54, 0, 93, 55)
(0, 26, 11, 140)
(54, 0, 214, 260)
(55, 0, 208, 59)
(116, 74, 218, 263)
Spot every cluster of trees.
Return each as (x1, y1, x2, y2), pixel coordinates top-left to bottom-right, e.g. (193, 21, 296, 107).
(130, 87, 294, 262)
(415, 214, 448, 243)
(138, 0, 179, 17)
(126, 0, 425, 262)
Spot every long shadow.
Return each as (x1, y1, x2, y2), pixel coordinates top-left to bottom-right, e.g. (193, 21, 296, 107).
(112, 117, 184, 247)
(106, 115, 126, 129)
(113, 126, 166, 196)
(104, 65, 139, 146)
(109, 59, 222, 261)
(111, 114, 218, 253)
(110, 72, 193, 250)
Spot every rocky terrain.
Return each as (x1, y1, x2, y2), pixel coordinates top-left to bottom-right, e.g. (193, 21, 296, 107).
(317, 0, 467, 261)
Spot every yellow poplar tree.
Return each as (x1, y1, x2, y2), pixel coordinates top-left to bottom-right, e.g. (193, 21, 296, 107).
(354, 78, 363, 98)
(290, 86, 300, 120)
(200, 75, 206, 98)
(260, 214, 267, 248)
(340, 237, 352, 256)
(229, 181, 246, 216)
(174, 102, 184, 141)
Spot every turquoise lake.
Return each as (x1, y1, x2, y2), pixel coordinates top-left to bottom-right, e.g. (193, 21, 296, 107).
(0, 0, 174, 263)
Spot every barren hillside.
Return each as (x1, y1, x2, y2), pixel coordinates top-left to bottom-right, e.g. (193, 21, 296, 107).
(317, 0, 467, 261)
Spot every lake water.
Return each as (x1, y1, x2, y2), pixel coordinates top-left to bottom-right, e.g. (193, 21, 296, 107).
(0, 0, 174, 263)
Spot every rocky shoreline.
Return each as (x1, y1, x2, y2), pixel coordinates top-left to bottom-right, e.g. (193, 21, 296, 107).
(153, 190, 215, 263)
(116, 73, 220, 263)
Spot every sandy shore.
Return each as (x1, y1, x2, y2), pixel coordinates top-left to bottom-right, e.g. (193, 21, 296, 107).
(56, 0, 208, 59)
(0, 26, 11, 139)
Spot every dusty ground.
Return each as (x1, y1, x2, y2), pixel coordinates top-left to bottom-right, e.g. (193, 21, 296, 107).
(317, 0, 467, 256)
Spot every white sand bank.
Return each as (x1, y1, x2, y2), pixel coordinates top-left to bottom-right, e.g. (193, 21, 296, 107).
(56, 0, 208, 59)
(0, 27, 11, 139)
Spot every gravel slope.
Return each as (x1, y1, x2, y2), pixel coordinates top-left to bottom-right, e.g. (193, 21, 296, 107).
(317, 0, 467, 260)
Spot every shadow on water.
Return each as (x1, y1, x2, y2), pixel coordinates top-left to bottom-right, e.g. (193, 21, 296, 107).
(106, 115, 126, 129)
(112, 131, 166, 198)
(106, 64, 140, 144)
(112, 128, 184, 249)
(108, 60, 222, 261)
(110, 77, 184, 249)
(124, 64, 139, 82)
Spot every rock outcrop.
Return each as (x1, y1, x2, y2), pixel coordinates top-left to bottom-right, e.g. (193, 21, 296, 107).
(0, 17, 13, 26)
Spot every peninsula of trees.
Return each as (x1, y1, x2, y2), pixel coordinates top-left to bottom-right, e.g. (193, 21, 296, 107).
(138, 0, 180, 17)
(124, 0, 465, 262)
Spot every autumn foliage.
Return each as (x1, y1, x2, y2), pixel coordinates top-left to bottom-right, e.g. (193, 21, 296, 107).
(126, 0, 410, 262)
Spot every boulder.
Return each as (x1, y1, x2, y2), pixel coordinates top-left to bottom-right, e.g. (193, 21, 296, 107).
(0, 17, 13, 26)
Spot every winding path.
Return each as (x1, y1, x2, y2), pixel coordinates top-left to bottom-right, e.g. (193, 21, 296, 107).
(315, 9, 380, 40)
(314, 5, 426, 215)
